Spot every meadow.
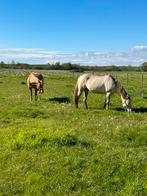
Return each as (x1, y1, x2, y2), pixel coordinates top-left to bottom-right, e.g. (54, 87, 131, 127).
(0, 70, 147, 195)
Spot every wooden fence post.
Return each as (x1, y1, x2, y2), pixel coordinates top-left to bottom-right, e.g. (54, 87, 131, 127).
(141, 74, 144, 96)
(126, 73, 129, 86)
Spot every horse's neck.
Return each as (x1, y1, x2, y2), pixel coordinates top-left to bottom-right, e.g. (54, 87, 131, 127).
(116, 81, 127, 100)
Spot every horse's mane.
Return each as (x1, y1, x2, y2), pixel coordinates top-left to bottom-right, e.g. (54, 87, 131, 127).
(109, 75, 117, 85)
(115, 80, 128, 98)
(32, 72, 43, 81)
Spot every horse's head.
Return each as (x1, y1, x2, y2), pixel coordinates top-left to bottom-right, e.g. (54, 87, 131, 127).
(38, 88, 43, 94)
(38, 80, 44, 94)
(122, 95, 132, 112)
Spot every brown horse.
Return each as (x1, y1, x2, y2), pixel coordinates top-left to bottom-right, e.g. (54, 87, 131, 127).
(73, 73, 132, 112)
(27, 72, 44, 101)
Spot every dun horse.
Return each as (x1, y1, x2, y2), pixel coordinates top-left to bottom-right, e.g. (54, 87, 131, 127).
(27, 72, 44, 101)
(73, 73, 132, 112)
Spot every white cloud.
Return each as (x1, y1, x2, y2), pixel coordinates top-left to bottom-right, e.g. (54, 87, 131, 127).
(0, 46, 147, 66)
(131, 45, 147, 52)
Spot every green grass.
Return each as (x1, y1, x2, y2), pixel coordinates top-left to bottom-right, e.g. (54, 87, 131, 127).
(0, 70, 147, 195)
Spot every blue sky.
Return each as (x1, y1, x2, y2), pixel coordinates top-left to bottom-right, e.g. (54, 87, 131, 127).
(0, 0, 147, 65)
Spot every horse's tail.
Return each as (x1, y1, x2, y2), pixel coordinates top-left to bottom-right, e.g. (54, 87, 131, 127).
(26, 75, 31, 88)
(73, 82, 79, 108)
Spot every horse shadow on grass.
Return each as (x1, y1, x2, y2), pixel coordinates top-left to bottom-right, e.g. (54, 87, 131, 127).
(115, 107, 147, 113)
(49, 97, 71, 104)
(114, 107, 124, 112)
(133, 107, 147, 113)
(21, 81, 26, 85)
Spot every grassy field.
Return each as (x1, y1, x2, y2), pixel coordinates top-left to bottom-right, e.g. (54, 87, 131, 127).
(0, 70, 147, 195)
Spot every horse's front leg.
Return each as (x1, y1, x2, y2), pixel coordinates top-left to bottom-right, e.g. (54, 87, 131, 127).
(30, 88, 33, 101)
(104, 92, 111, 110)
(83, 89, 89, 109)
(35, 89, 38, 101)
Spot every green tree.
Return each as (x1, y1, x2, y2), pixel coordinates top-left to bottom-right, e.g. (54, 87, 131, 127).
(141, 62, 147, 71)
(0, 61, 5, 65)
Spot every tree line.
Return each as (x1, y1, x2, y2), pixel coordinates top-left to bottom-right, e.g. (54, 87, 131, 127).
(0, 61, 147, 71)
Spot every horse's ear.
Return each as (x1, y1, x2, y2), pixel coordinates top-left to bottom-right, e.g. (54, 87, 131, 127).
(38, 80, 42, 84)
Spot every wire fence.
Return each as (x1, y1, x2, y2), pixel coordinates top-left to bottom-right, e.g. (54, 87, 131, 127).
(0, 69, 147, 97)
(113, 73, 147, 97)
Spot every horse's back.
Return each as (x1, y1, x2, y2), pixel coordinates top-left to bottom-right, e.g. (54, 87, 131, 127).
(78, 74, 116, 93)
(85, 75, 106, 92)
(27, 72, 43, 87)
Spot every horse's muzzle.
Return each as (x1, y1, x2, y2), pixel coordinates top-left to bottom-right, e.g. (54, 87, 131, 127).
(126, 108, 132, 112)
(40, 89, 43, 94)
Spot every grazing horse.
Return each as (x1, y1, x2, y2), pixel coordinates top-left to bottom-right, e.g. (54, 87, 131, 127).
(73, 73, 132, 112)
(27, 72, 44, 101)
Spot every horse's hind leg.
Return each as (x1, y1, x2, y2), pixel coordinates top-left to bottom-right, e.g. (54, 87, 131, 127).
(74, 84, 83, 108)
(83, 89, 89, 109)
(104, 92, 111, 110)
(35, 89, 38, 101)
